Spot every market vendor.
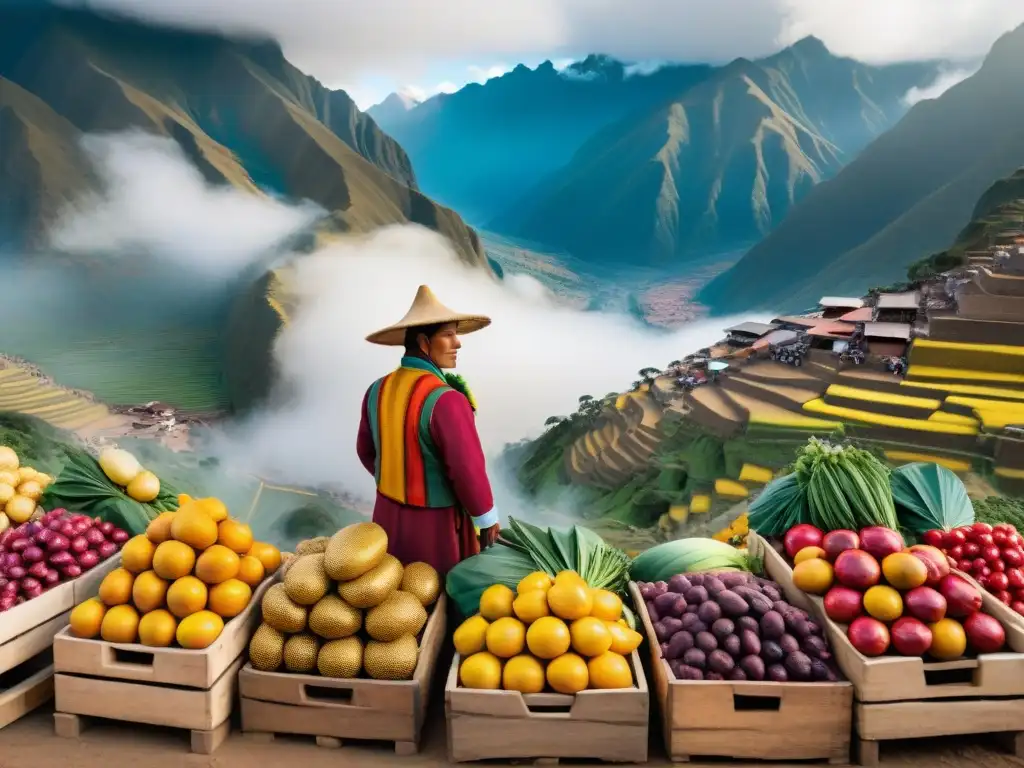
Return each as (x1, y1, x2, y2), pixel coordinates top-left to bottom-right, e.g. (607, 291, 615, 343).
(356, 285, 500, 576)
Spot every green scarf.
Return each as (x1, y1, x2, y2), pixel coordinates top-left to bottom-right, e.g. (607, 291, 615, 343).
(444, 373, 478, 412)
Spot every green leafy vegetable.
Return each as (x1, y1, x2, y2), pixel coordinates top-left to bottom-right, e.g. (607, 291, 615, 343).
(629, 538, 757, 583)
(748, 473, 808, 536)
(445, 544, 538, 619)
(891, 462, 974, 534)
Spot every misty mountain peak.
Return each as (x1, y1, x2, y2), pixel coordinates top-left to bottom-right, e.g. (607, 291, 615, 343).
(563, 54, 626, 81)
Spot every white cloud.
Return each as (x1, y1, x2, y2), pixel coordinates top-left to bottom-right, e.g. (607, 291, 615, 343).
(902, 66, 979, 106)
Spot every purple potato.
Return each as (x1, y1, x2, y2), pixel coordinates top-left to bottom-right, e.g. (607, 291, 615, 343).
(722, 634, 742, 658)
(685, 604, 700, 614)
(717, 572, 752, 589)
(704, 576, 726, 595)
(654, 621, 672, 642)
(687, 573, 706, 586)
(785, 651, 813, 681)
(707, 649, 735, 675)
(739, 629, 761, 657)
(695, 631, 718, 653)
(705, 672, 725, 681)
(639, 583, 657, 601)
(766, 664, 789, 682)
(679, 613, 704, 633)
(739, 655, 766, 681)
(760, 611, 785, 640)
(805, 620, 823, 636)
(654, 581, 668, 594)
(810, 658, 832, 681)
(668, 574, 693, 594)
(666, 631, 695, 660)
(711, 618, 735, 641)
(682, 647, 706, 670)
(779, 634, 800, 655)
(801, 635, 829, 660)
(674, 664, 704, 681)
(697, 601, 722, 624)
(685, 586, 709, 605)
(715, 590, 749, 618)
(761, 640, 784, 664)
(736, 616, 759, 634)
(726, 667, 748, 680)
(654, 592, 679, 614)
(646, 601, 661, 623)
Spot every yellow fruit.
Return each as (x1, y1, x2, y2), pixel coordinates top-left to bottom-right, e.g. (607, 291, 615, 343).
(166, 576, 208, 618)
(606, 622, 643, 656)
(16, 480, 42, 502)
(16, 466, 36, 483)
(176, 610, 224, 649)
(589, 589, 623, 621)
(217, 518, 254, 554)
(459, 651, 503, 689)
(794, 546, 828, 565)
(138, 609, 177, 647)
(526, 616, 571, 659)
(69, 598, 106, 639)
(250, 624, 286, 671)
(34, 473, 52, 488)
(324, 522, 388, 581)
(237, 555, 265, 587)
(546, 652, 589, 694)
(194, 544, 240, 585)
(98, 568, 135, 607)
(177, 493, 193, 507)
(100, 604, 140, 643)
(570, 617, 613, 657)
(513, 589, 550, 624)
(792, 558, 834, 595)
(454, 615, 490, 656)
(363, 635, 420, 680)
(208, 579, 252, 618)
(882, 552, 929, 591)
(0, 446, 18, 471)
(864, 585, 903, 622)
(170, 505, 219, 550)
(132, 570, 169, 613)
(587, 651, 633, 689)
(121, 535, 156, 574)
(152, 540, 196, 580)
(98, 448, 141, 486)
(929, 618, 968, 661)
(555, 570, 585, 585)
(517, 571, 553, 594)
(5, 495, 35, 524)
(486, 616, 526, 658)
(546, 581, 593, 621)
(400, 561, 441, 606)
(502, 654, 545, 693)
(248, 541, 282, 574)
(126, 470, 160, 503)
(0, 483, 14, 505)
(479, 584, 515, 620)
(146, 512, 176, 544)
(0, 470, 15, 486)
(317, 636, 363, 678)
(196, 497, 229, 523)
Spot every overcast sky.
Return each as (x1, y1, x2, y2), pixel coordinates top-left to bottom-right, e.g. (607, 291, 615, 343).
(74, 0, 1024, 108)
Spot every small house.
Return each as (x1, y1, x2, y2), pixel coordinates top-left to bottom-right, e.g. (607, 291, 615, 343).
(723, 322, 778, 347)
(770, 315, 821, 331)
(874, 291, 920, 324)
(818, 296, 864, 319)
(863, 321, 911, 357)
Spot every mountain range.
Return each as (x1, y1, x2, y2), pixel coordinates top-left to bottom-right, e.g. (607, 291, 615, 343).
(699, 24, 1024, 314)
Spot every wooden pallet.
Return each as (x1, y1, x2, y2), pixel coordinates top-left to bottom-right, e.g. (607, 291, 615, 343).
(51, 575, 273, 754)
(0, 553, 120, 730)
(445, 648, 648, 763)
(239, 593, 446, 755)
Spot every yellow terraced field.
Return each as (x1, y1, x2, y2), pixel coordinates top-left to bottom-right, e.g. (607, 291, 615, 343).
(826, 383, 941, 410)
(914, 339, 1024, 356)
(929, 411, 980, 426)
(690, 494, 711, 514)
(739, 463, 774, 484)
(995, 467, 1024, 479)
(691, 387, 743, 422)
(742, 362, 817, 382)
(0, 363, 115, 432)
(729, 375, 821, 404)
(803, 398, 979, 435)
(946, 395, 1024, 412)
(883, 451, 972, 473)
(669, 504, 689, 523)
(908, 365, 1024, 385)
(726, 390, 839, 430)
(715, 478, 749, 499)
(902, 380, 1024, 400)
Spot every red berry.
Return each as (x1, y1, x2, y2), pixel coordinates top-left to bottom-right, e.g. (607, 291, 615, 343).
(950, 545, 964, 559)
(973, 522, 994, 535)
(983, 545, 1002, 562)
(958, 559, 973, 572)
(947, 529, 967, 546)
(1008, 569, 1024, 590)
(977, 533, 995, 547)
(997, 590, 1013, 605)
(982, 566, 993, 577)
(1003, 548, 1023, 567)
(992, 560, 1006, 572)
(989, 571, 1010, 592)
(1013, 601, 1024, 616)
(922, 530, 944, 548)
(973, 557, 988, 572)
(964, 542, 981, 557)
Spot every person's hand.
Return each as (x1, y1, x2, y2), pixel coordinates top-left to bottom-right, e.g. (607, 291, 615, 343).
(479, 524, 500, 549)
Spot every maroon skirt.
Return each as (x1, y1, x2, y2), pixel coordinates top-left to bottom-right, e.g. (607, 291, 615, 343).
(371, 493, 480, 577)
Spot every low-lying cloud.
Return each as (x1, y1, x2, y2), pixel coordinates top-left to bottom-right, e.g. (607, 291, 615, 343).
(902, 66, 979, 106)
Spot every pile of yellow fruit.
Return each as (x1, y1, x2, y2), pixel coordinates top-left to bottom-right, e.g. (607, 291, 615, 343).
(68, 495, 281, 649)
(0, 445, 52, 528)
(98, 447, 161, 502)
(455, 570, 643, 694)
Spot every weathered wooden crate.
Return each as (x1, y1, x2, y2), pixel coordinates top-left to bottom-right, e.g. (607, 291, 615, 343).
(445, 647, 648, 763)
(753, 531, 1024, 765)
(51, 574, 273, 754)
(239, 593, 447, 755)
(634, 533, 853, 764)
(0, 553, 120, 730)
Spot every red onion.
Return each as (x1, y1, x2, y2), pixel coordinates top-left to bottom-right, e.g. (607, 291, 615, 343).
(0, 595, 16, 612)
(69, 536, 89, 554)
(0, 529, 15, 547)
(98, 522, 115, 536)
(0, 577, 7, 590)
(98, 541, 118, 560)
(58, 521, 75, 537)
(84, 528, 105, 546)
(23, 522, 41, 537)
(7, 566, 26, 580)
(70, 514, 90, 524)
(47, 519, 64, 531)
(43, 569, 60, 586)
(21, 546, 44, 564)
(20, 576, 41, 592)
(2, 579, 17, 592)
(36, 528, 55, 544)
(47, 535, 70, 552)
(3, 553, 20, 569)
(110, 529, 129, 544)
(48, 551, 74, 567)
(10, 538, 29, 553)
(61, 564, 82, 579)
(77, 551, 100, 570)
(27, 562, 49, 580)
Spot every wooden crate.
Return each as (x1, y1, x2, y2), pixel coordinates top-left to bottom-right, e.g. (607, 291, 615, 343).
(0, 553, 121, 729)
(632, 535, 853, 764)
(238, 593, 447, 755)
(51, 575, 273, 754)
(445, 648, 648, 763)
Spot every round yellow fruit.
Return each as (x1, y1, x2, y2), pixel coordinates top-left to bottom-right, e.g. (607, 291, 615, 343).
(236, 555, 265, 587)
(863, 585, 903, 623)
(177, 493, 193, 507)
(166, 576, 208, 618)
(570, 616, 613, 657)
(126, 470, 160, 503)
(589, 589, 623, 621)
(208, 579, 252, 618)
(98, 568, 135, 607)
(138, 609, 177, 647)
(587, 651, 633, 689)
(69, 598, 106, 639)
(98, 448, 140, 486)
(170, 506, 219, 550)
(0, 483, 15, 505)
(152, 540, 196, 580)
(5, 495, 35, 524)
(555, 570, 585, 585)
(454, 615, 489, 656)
(546, 581, 593, 621)
(526, 616, 571, 659)
(459, 651, 503, 689)
(517, 571, 553, 594)
(16, 466, 36, 483)
(502, 654, 545, 693)
(486, 616, 526, 658)
(132, 570, 169, 613)
(792, 558, 834, 595)
(176, 610, 224, 649)
(217, 518, 254, 554)
(606, 622, 643, 656)
(146, 512, 176, 544)
(0, 470, 16, 486)
(512, 589, 550, 624)
(546, 652, 589, 694)
(196, 497, 228, 522)
(479, 584, 515, 620)
(34, 473, 52, 488)
(15, 480, 42, 502)
(121, 535, 157, 574)
(0, 446, 19, 471)
(248, 542, 282, 574)
(794, 546, 828, 565)
(194, 544, 240, 585)
(100, 604, 140, 643)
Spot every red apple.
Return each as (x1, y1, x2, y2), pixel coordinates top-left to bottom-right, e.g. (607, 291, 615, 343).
(848, 616, 891, 657)
(890, 617, 933, 656)
(903, 586, 947, 623)
(938, 574, 983, 618)
(823, 530, 860, 561)
(859, 526, 905, 561)
(834, 549, 881, 590)
(963, 612, 1006, 653)
(784, 524, 825, 560)
(824, 585, 864, 624)
(906, 544, 951, 586)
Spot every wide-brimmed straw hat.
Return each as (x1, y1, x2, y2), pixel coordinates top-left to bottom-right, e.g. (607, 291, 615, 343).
(365, 285, 492, 346)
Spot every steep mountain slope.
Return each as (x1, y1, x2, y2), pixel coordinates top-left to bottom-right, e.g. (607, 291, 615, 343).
(493, 39, 939, 265)
(699, 25, 1024, 314)
(0, 4, 483, 266)
(373, 56, 715, 224)
(367, 91, 421, 127)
